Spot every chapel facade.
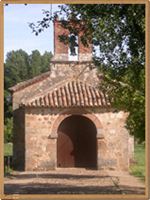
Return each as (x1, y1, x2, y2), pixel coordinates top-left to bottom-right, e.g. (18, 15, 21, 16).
(10, 18, 134, 171)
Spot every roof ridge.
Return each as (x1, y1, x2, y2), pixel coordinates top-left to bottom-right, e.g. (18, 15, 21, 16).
(9, 71, 50, 92)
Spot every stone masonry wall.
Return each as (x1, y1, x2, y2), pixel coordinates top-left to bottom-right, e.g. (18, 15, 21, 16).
(128, 135, 134, 160)
(95, 111, 130, 171)
(25, 108, 59, 170)
(24, 107, 131, 171)
(13, 108, 25, 170)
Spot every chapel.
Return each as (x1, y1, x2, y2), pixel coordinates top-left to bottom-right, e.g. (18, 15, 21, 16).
(10, 18, 134, 171)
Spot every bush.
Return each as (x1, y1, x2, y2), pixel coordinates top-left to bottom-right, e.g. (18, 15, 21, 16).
(130, 144, 145, 181)
(4, 118, 13, 143)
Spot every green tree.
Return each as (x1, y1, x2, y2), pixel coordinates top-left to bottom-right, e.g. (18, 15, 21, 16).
(29, 50, 42, 77)
(4, 49, 30, 143)
(4, 118, 13, 143)
(29, 4, 145, 142)
(4, 49, 30, 89)
(4, 49, 53, 143)
(41, 51, 53, 73)
(4, 49, 30, 128)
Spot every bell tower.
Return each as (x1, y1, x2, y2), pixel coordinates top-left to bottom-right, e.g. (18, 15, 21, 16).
(52, 18, 92, 62)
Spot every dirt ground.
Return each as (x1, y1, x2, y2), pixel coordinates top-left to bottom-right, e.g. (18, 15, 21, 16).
(4, 168, 145, 194)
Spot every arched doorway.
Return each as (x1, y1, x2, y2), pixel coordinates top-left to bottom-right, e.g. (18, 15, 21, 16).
(57, 115, 97, 169)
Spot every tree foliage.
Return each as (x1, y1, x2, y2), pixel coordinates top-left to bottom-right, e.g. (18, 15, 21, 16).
(4, 49, 53, 143)
(29, 4, 145, 142)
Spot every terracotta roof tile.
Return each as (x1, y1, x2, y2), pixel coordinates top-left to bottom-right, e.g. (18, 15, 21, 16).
(9, 71, 50, 92)
(21, 80, 111, 108)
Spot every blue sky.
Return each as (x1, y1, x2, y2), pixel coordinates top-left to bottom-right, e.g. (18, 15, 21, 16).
(4, 4, 61, 60)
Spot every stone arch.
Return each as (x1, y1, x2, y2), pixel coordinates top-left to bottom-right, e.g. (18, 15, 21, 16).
(50, 108, 102, 138)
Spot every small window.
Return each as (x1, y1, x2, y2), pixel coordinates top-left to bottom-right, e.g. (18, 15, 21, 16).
(68, 34, 78, 61)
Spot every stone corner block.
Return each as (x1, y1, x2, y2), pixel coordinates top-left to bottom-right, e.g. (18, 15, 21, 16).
(49, 133, 58, 139)
(97, 128, 104, 139)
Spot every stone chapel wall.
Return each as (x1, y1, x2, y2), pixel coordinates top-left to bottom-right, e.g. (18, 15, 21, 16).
(24, 107, 131, 171)
(13, 108, 25, 170)
(95, 110, 130, 171)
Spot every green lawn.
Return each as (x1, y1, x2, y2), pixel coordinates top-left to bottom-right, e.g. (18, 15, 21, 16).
(130, 144, 145, 181)
(4, 143, 13, 156)
(4, 143, 13, 174)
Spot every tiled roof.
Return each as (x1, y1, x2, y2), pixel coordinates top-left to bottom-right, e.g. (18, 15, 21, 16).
(9, 71, 50, 92)
(21, 80, 111, 108)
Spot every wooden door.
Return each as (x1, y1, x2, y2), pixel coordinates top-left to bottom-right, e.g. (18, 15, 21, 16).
(57, 116, 76, 167)
(57, 115, 97, 168)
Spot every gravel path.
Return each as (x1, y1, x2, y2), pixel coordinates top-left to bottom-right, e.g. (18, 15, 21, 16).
(4, 168, 145, 194)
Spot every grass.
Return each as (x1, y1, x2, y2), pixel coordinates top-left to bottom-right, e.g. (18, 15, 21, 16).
(4, 142, 13, 156)
(4, 143, 13, 175)
(130, 144, 145, 181)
